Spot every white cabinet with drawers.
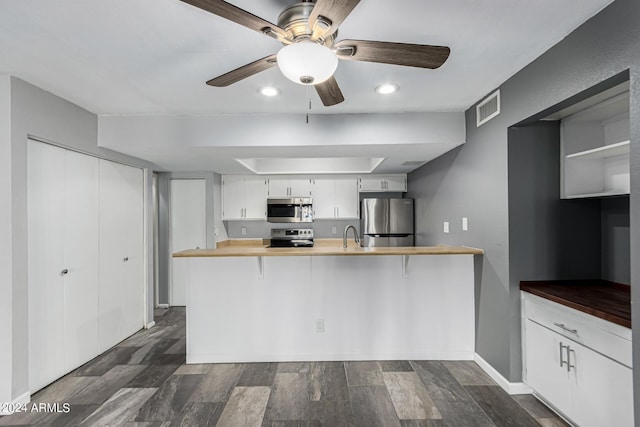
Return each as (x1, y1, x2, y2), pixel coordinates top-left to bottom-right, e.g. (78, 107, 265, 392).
(522, 292, 633, 427)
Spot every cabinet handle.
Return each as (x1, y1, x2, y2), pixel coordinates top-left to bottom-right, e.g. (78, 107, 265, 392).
(336, 207, 339, 218)
(554, 322, 578, 335)
(123, 257, 129, 262)
(60, 268, 69, 276)
(559, 342, 568, 369)
(567, 346, 576, 372)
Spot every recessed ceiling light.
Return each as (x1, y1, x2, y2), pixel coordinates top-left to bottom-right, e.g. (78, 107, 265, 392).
(259, 87, 280, 97)
(375, 84, 399, 95)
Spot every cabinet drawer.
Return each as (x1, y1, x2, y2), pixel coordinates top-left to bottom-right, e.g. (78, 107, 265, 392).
(523, 293, 632, 367)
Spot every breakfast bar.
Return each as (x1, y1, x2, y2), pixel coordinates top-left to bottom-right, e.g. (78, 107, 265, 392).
(174, 241, 483, 364)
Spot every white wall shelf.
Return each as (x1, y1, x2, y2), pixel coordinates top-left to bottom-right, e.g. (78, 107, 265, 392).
(565, 139, 629, 160)
(560, 90, 630, 199)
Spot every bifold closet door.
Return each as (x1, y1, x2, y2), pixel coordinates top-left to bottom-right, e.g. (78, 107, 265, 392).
(170, 178, 206, 306)
(28, 141, 99, 392)
(98, 159, 145, 351)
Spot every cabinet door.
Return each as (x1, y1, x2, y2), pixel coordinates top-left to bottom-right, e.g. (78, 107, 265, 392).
(359, 177, 384, 192)
(28, 141, 67, 391)
(267, 177, 291, 197)
(244, 176, 268, 220)
(289, 177, 313, 197)
(384, 175, 407, 192)
(571, 340, 634, 427)
(222, 175, 245, 220)
(524, 320, 572, 416)
(64, 151, 100, 370)
(311, 178, 337, 219)
(334, 177, 359, 219)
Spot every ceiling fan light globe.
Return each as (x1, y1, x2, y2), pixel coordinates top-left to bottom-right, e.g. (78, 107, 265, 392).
(277, 42, 338, 85)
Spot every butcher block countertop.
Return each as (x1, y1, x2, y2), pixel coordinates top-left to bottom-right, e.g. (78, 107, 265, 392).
(521, 280, 631, 328)
(173, 239, 483, 258)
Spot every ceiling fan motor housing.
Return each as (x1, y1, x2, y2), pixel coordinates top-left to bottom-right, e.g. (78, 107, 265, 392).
(277, 2, 335, 46)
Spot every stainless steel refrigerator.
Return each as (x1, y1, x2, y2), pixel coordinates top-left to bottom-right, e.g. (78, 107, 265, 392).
(360, 198, 414, 247)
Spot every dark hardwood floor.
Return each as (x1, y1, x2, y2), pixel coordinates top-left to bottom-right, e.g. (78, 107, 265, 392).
(0, 307, 568, 426)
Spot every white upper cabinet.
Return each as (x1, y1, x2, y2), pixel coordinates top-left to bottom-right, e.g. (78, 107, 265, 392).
(359, 174, 407, 192)
(561, 90, 630, 198)
(268, 176, 313, 197)
(311, 177, 359, 219)
(222, 175, 268, 220)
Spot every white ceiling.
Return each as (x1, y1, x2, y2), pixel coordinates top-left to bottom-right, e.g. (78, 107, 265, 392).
(0, 0, 613, 172)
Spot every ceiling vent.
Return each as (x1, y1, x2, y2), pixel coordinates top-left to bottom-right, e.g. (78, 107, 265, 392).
(476, 89, 500, 127)
(402, 160, 427, 167)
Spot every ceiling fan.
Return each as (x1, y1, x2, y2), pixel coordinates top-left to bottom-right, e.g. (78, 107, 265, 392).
(179, 0, 450, 106)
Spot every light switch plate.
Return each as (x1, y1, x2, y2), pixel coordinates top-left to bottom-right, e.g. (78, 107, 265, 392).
(462, 217, 468, 231)
(443, 221, 450, 233)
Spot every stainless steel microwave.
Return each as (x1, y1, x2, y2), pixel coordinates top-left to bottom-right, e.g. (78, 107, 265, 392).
(267, 197, 313, 223)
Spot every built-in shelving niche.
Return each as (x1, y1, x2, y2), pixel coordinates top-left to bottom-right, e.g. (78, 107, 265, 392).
(560, 89, 630, 199)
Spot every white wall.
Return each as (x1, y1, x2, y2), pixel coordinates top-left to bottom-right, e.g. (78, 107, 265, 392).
(0, 75, 14, 408)
(6, 76, 155, 403)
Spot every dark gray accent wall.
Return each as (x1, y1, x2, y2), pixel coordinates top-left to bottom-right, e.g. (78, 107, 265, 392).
(507, 122, 602, 293)
(408, 1, 640, 412)
(601, 196, 631, 284)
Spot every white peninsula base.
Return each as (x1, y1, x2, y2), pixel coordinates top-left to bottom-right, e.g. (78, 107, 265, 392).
(180, 253, 476, 364)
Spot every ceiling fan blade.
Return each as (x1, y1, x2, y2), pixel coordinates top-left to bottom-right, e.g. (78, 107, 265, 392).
(315, 76, 345, 106)
(180, 0, 288, 41)
(206, 54, 277, 87)
(309, 0, 361, 38)
(335, 39, 450, 69)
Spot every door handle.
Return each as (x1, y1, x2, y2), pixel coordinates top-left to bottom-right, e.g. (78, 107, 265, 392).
(554, 322, 578, 335)
(60, 268, 69, 276)
(559, 342, 568, 369)
(567, 346, 575, 372)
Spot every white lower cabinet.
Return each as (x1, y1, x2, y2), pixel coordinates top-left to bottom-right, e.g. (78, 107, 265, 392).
(28, 140, 145, 392)
(522, 293, 633, 427)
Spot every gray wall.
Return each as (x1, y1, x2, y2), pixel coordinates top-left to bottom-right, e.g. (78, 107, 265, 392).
(508, 122, 603, 290)
(601, 197, 631, 284)
(408, 0, 640, 408)
(4, 76, 156, 402)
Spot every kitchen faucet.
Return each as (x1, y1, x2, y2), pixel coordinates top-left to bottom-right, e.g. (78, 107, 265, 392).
(343, 225, 360, 248)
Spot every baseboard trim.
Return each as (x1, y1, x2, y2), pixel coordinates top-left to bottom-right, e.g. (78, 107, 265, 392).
(0, 391, 31, 415)
(157, 304, 169, 309)
(145, 321, 156, 329)
(474, 353, 532, 395)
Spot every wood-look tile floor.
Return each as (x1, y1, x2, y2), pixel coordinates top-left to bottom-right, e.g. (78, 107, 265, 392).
(0, 307, 569, 427)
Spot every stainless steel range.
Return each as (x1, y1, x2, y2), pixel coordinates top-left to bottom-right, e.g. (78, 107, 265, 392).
(269, 228, 314, 247)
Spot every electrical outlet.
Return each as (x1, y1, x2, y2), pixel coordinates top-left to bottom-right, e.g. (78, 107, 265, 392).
(241, 227, 247, 236)
(443, 222, 450, 233)
(315, 319, 325, 333)
(332, 226, 337, 234)
(462, 217, 468, 231)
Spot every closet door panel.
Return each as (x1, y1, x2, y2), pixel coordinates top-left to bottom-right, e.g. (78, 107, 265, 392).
(99, 160, 145, 350)
(63, 150, 100, 371)
(27, 141, 67, 391)
(117, 164, 144, 339)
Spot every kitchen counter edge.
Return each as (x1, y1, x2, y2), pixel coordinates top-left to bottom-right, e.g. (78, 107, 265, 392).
(173, 242, 483, 257)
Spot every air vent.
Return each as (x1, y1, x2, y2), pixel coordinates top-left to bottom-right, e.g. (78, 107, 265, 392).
(476, 89, 500, 127)
(402, 161, 427, 167)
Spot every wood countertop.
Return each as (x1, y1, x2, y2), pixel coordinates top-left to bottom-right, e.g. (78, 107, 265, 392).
(173, 239, 483, 258)
(520, 280, 631, 328)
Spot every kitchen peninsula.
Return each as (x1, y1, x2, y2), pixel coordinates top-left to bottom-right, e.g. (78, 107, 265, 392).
(174, 241, 483, 364)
